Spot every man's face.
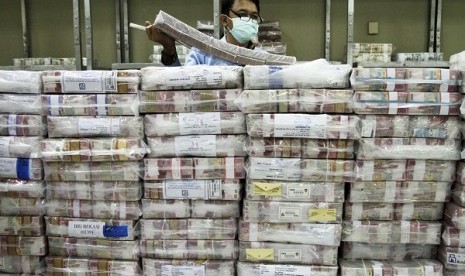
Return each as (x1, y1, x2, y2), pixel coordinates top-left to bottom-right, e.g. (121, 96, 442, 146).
(224, 0, 259, 31)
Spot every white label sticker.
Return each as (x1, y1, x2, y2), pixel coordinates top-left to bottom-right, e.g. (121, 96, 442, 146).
(68, 221, 105, 238)
(7, 115, 17, 136)
(249, 157, 301, 181)
(96, 94, 108, 115)
(287, 185, 310, 199)
(163, 180, 208, 199)
(372, 262, 383, 276)
(178, 113, 222, 135)
(0, 257, 4, 269)
(447, 252, 465, 267)
(78, 118, 120, 135)
(49, 95, 61, 116)
(361, 118, 376, 137)
(174, 135, 217, 156)
(424, 265, 434, 275)
(274, 114, 327, 138)
(259, 264, 311, 276)
(0, 137, 12, 156)
(278, 249, 302, 262)
(400, 221, 410, 243)
(0, 158, 17, 178)
(63, 71, 105, 93)
(161, 265, 205, 276)
(207, 180, 222, 199)
(278, 206, 302, 221)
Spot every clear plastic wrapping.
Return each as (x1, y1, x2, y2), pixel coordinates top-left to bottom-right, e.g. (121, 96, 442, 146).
(48, 237, 140, 260)
(144, 112, 246, 136)
(47, 116, 144, 138)
(143, 259, 234, 276)
(242, 200, 342, 223)
(442, 223, 465, 247)
(239, 221, 341, 246)
(359, 115, 461, 139)
(344, 202, 394, 220)
(444, 202, 465, 229)
(237, 262, 338, 276)
(0, 236, 47, 256)
(44, 161, 142, 181)
(350, 68, 461, 92)
(46, 257, 141, 275)
(339, 259, 443, 276)
(44, 199, 142, 219)
(141, 199, 240, 219)
(348, 181, 451, 203)
(341, 242, 437, 260)
(245, 179, 344, 202)
(147, 135, 246, 157)
(235, 89, 354, 114)
(342, 220, 441, 244)
(243, 60, 351, 89)
(40, 137, 149, 162)
(344, 202, 444, 221)
(455, 162, 465, 185)
(140, 239, 238, 259)
(0, 71, 43, 94)
(143, 180, 241, 200)
(0, 94, 42, 114)
(144, 157, 245, 180)
(140, 218, 237, 240)
(438, 246, 465, 270)
(356, 138, 461, 160)
(246, 114, 359, 139)
(0, 136, 41, 158)
(353, 91, 462, 115)
(141, 66, 243, 90)
(45, 181, 142, 201)
(355, 159, 456, 181)
(0, 114, 47, 136)
(139, 89, 241, 113)
(247, 157, 354, 182)
(0, 157, 43, 180)
(45, 217, 139, 240)
(42, 94, 140, 116)
(394, 203, 444, 220)
(246, 138, 355, 159)
(0, 197, 43, 216)
(42, 70, 140, 93)
(0, 255, 44, 274)
(239, 241, 338, 265)
(0, 216, 44, 236)
(0, 179, 45, 198)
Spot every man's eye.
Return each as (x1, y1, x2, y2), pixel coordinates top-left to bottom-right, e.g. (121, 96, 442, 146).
(238, 13, 248, 18)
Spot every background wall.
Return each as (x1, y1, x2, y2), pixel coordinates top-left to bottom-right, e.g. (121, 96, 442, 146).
(0, 0, 464, 68)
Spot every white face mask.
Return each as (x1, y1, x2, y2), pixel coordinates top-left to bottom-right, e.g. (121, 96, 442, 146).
(228, 17, 259, 44)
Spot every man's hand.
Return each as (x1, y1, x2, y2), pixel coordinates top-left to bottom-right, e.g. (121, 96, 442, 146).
(145, 21, 176, 55)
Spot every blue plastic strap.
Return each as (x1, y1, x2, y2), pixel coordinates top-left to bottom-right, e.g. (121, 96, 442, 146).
(16, 158, 30, 180)
(103, 225, 128, 238)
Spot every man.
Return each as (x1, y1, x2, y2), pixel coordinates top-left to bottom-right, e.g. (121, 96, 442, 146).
(145, 0, 262, 66)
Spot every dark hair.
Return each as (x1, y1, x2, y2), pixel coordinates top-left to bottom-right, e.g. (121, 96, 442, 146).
(221, 0, 260, 14)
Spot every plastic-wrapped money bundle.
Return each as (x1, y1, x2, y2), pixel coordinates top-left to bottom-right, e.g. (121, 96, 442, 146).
(0, 255, 44, 274)
(48, 237, 139, 260)
(342, 220, 441, 244)
(239, 221, 341, 246)
(245, 179, 344, 202)
(405, 68, 461, 92)
(360, 115, 461, 139)
(140, 218, 237, 240)
(42, 70, 140, 93)
(0, 136, 41, 158)
(344, 202, 444, 221)
(42, 94, 140, 116)
(141, 66, 243, 90)
(0, 197, 43, 216)
(43, 161, 142, 181)
(351, 43, 392, 62)
(0, 114, 47, 136)
(144, 180, 241, 200)
(144, 112, 246, 136)
(339, 259, 443, 276)
(456, 162, 465, 185)
(0, 179, 44, 198)
(350, 68, 407, 91)
(452, 184, 465, 206)
(0, 71, 43, 94)
(45, 181, 142, 201)
(141, 199, 240, 219)
(45, 217, 139, 240)
(47, 116, 144, 138)
(243, 60, 351, 90)
(139, 89, 241, 113)
(348, 181, 451, 203)
(394, 52, 444, 62)
(341, 242, 437, 260)
(246, 114, 359, 139)
(239, 241, 338, 265)
(40, 137, 149, 162)
(235, 89, 354, 114)
(438, 246, 465, 272)
(143, 259, 235, 276)
(147, 135, 246, 157)
(237, 262, 338, 276)
(353, 91, 462, 115)
(0, 216, 44, 236)
(242, 200, 342, 223)
(0, 158, 43, 180)
(394, 203, 445, 220)
(442, 223, 465, 247)
(140, 239, 238, 259)
(356, 138, 461, 160)
(46, 256, 141, 275)
(0, 236, 47, 256)
(0, 94, 42, 114)
(443, 202, 465, 229)
(44, 199, 141, 220)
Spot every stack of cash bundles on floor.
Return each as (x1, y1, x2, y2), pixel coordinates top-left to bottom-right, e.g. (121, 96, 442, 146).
(340, 67, 463, 275)
(139, 65, 246, 275)
(234, 59, 353, 275)
(0, 71, 47, 274)
(40, 70, 147, 275)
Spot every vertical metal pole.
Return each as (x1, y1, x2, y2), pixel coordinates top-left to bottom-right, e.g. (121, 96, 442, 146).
(20, 0, 30, 58)
(436, 0, 442, 53)
(347, 0, 354, 65)
(325, 0, 331, 60)
(122, 0, 129, 63)
(428, 0, 436, 52)
(73, 0, 82, 70)
(84, 0, 93, 69)
(115, 0, 122, 63)
(213, 0, 221, 39)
